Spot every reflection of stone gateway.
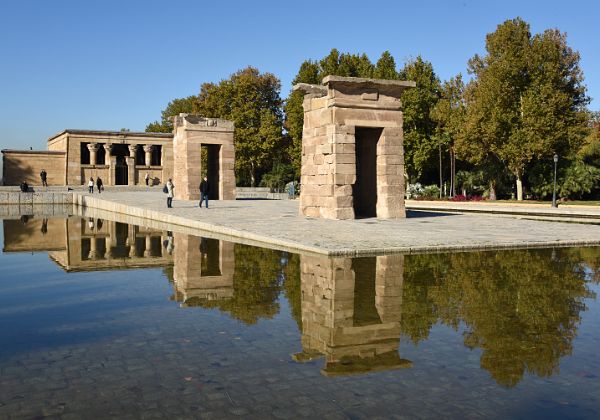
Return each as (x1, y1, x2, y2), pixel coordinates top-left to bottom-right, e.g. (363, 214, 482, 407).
(172, 235, 235, 305)
(295, 254, 411, 376)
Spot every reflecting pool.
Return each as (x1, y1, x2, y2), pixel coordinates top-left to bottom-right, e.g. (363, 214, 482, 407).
(1, 215, 600, 418)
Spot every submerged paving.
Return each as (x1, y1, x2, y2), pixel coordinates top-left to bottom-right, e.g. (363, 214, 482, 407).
(73, 191, 600, 255)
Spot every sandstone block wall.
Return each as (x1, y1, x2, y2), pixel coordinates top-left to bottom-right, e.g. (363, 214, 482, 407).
(294, 76, 415, 220)
(2, 151, 66, 186)
(172, 114, 236, 201)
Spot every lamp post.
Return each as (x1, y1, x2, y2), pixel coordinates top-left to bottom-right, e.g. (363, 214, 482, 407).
(552, 154, 558, 208)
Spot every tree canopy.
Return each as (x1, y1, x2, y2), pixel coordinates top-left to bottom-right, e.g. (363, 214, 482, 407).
(146, 18, 597, 199)
(456, 18, 589, 200)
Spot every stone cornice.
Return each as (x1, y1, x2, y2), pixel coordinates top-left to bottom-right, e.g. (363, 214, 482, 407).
(46, 129, 173, 143)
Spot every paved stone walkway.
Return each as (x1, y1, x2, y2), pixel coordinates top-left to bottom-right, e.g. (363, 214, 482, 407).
(406, 199, 600, 220)
(72, 191, 600, 256)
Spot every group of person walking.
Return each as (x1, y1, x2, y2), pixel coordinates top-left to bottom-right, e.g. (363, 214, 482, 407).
(164, 176, 210, 209)
(88, 177, 104, 194)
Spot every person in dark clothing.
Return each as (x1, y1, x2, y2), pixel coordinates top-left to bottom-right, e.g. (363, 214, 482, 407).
(20, 181, 29, 192)
(96, 177, 103, 193)
(40, 169, 48, 187)
(199, 176, 209, 208)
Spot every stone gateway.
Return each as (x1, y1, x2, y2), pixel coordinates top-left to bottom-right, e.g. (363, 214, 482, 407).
(294, 76, 415, 220)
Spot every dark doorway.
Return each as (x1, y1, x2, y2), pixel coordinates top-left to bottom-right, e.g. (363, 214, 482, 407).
(201, 144, 220, 200)
(112, 144, 129, 185)
(351, 257, 381, 327)
(200, 238, 222, 276)
(353, 127, 382, 218)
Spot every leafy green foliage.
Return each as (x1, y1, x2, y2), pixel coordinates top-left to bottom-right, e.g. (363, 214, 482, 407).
(457, 18, 589, 199)
(399, 56, 442, 181)
(259, 162, 296, 192)
(283, 50, 400, 176)
(196, 67, 285, 186)
(528, 158, 600, 199)
(145, 96, 197, 133)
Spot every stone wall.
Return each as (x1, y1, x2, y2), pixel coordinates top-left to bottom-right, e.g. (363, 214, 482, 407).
(81, 165, 110, 186)
(2, 150, 66, 186)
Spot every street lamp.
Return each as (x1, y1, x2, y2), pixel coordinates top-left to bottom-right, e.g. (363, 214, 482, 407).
(552, 154, 558, 208)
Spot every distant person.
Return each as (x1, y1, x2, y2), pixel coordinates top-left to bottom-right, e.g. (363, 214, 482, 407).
(20, 181, 29, 192)
(166, 179, 174, 208)
(199, 176, 209, 208)
(145, 173, 150, 186)
(88, 177, 94, 193)
(96, 177, 103, 193)
(166, 231, 174, 255)
(41, 218, 48, 235)
(40, 169, 48, 187)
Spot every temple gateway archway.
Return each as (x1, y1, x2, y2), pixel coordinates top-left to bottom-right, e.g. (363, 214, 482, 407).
(172, 114, 236, 201)
(294, 76, 415, 220)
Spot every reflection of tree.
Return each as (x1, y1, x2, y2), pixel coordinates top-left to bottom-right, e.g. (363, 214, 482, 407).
(282, 253, 302, 330)
(401, 254, 447, 343)
(188, 244, 283, 325)
(403, 248, 596, 387)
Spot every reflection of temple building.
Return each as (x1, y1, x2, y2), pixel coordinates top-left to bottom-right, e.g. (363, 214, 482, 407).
(2, 217, 67, 253)
(295, 255, 411, 376)
(171, 235, 235, 306)
(3, 217, 173, 271)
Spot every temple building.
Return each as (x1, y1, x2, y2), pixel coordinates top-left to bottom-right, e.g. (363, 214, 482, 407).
(2, 130, 173, 187)
(1, 114, 236, 200)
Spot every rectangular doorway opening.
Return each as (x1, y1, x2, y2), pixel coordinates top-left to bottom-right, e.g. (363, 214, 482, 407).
(112, 144, 129, 185)
(353, 127, 382, 218)
(351, 257, 382, 326)
(201, 144, 220, 200)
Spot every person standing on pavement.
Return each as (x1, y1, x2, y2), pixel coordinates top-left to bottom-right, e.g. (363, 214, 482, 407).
(199, 176, 209, 208)
(166, 179, 174, 208)
(96, 177, 103, 194)
(145, 173, 150, 186)
(40, 169, 48, 187)
(88, 177, 94, 193)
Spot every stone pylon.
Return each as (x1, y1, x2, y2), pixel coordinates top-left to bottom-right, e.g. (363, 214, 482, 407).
(172, 114, 236, 201)
(294, 76, 415, 220)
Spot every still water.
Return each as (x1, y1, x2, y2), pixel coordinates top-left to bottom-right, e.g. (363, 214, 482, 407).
(1, 215, 599, 419)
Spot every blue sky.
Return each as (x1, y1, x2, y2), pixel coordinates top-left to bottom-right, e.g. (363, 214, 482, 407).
(0, 0, 598, 151)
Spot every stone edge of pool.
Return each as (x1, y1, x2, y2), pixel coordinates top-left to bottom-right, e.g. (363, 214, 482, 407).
(68, 192, 600, 257)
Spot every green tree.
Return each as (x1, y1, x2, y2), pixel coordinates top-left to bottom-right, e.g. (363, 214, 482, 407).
(457, 18, 589, 200)
(283, 60, 320, 176)
(432, 74, 466, 196)
(284, 50, 377, 176)
(399, 56, 442, 182)
(145, 96, 197, 133)
(196, 67, 285, 186)
(374, 51, 398, 80)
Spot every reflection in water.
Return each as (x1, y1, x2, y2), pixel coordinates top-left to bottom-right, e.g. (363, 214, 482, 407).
(2, 216, 600, 386)
(402, 251, 597, 387)
(294, 255, 412, 376)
